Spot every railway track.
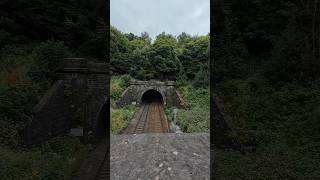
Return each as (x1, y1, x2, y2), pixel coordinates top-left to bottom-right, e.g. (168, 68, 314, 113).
(124, 101, 169, 134)
(95, 149, 110, 180)
(133, 103, 150, 133)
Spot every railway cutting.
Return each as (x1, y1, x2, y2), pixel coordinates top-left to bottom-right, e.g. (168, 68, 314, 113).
(124, 88, 169, 134)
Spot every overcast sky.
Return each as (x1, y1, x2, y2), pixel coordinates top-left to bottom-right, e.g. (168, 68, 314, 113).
(110, 0, 210, 40)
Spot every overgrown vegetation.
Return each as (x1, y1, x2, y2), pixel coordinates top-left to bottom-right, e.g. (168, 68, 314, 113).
(0, 1, 106, 179)
(0, 41, 74, 147)
(213, 0, 320, 179)
(111, 26, 209, 86)
(0, 41, 92, 180)
(176, 86, 210, 132)
(110, 75, 131, 107)
(0, 135, 87, 180)
(0, 0, 106, 59)
(110, 75, 137, 134)
(111, 106, 137, 134)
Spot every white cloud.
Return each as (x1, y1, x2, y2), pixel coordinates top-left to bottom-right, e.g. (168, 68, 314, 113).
(110, 0, 210, 40)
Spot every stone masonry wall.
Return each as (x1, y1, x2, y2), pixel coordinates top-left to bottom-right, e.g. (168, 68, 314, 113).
(23, 58, 109, 146)
(23, 80, 70, 146)
(117, 80, 183, 108)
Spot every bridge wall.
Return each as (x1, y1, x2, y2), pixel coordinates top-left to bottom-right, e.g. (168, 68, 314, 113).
(23, 80, 71, 145)
(23, 58, 109, 146)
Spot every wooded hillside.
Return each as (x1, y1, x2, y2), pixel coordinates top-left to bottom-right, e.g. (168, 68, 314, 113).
(0, 1, 106, 179)
(212, 0, 320, 179)
(0, 0, 106, 58)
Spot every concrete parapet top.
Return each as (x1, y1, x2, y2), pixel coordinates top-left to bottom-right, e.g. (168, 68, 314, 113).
(110, 133, 210, 179)
(130, 80, 175, 86)
(59, 58, 108, 74)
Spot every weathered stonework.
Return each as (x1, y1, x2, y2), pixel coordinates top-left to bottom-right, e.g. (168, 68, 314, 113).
(117, 80, 184, 108)
(23, 58, 109, 146)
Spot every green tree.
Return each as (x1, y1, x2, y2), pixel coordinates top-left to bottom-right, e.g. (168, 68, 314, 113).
(149, 32, 181, 80)
(177, 32, 192, 45)
(110, 26, 130, 73)
(179, 35, 210, 80)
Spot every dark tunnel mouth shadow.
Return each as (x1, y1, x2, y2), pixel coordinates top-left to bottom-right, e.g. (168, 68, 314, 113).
(94, 101, 109, 139)
(141, 89, 163, 105)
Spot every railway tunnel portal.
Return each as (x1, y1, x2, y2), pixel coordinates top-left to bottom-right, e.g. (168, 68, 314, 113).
(119, 80, 184, 134)
(117, 80, 183, 108)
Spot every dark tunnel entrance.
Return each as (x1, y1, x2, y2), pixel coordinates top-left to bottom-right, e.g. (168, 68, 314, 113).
(94, 100, 109, 139)
(141, 89, 163, 104)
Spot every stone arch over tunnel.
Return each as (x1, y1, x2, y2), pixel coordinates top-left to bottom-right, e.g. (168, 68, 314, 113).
(116, 80, 185, 108)
(141, 89, 163, 104)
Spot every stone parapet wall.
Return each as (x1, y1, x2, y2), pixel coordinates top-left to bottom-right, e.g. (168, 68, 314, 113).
(23, 80, 70, 146)
(23, 58, 109, 146)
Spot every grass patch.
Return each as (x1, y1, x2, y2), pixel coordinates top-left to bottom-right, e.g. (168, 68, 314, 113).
(176, 85, 210, 133)
(215, 142, 320, 180)
(110, 75, 136, 134)
(215, 77, 320, 179)
(111, 105, 137, 134)
(0, 135, 88, 180)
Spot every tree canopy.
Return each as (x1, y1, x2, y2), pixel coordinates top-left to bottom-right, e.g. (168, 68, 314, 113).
(213, 0, 320, 179)
(0, 0, 106, 58)
(110, 26, 210, 86)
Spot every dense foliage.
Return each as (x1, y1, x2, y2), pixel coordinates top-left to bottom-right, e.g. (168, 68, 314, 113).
(176, 86, 210, 132)
(0, 1, 106, 179)
(110, 26, 210, 86)
(110, 76, 137, 134)
(0, 135, 87, 180)
(0, 0, 106, 59)
(0, 41, 74, 146)
(0, 0, 106, 144)
(213, 0, 320, 179)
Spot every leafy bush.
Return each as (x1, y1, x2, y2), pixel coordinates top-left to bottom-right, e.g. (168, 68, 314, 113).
(215, 142, 320, 180)
(0, 41, 73, 147)
(193, 65, 209, 88)
(119, 74, 132, 87)
(110, 75, 132, 107)
(176, 85, 210, 132)
(110, 77, 125, 105)
(215, 77, 320, 179)
(29, 40, 73, 84)
(0, 136, 87, 180)
(0, 45, 35, 86)
(111, 105, 137, 134)
(0, 85, 40, 146)
(43, 135, 86, 159)
(179, 85, 210, 110)
(110, 75, 136, 134)
(177, 107, 209, 132)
